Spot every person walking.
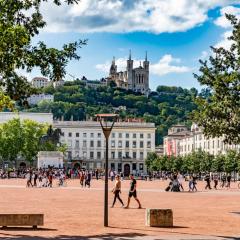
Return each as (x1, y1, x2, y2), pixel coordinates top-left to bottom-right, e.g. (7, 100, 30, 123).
(213, 174, 219, 189)
(125, 174, 142, 209)
(95, 169, 99, 180)
(226, 174, 231, 189)
(111, 175, 124, 208)
(80, 171, 84, 187)
(221, 174, 226, 188)
(192, 174, 198, 192)
(205, 173, 212, 190)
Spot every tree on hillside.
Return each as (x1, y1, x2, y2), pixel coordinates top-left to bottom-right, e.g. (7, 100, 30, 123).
(0, 0, 86, 105)
(194, 14, 240, 143)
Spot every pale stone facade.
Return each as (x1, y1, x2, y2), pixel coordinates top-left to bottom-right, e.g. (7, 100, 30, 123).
(37, 151, 63, 169)
(53, 120, 155, 175)
(0, 112, 53, 124)
(32, 77, 50, 88)
(164, 123, 240, 156)
(108, 51, 150, 95)
(28, 94, 54, 105)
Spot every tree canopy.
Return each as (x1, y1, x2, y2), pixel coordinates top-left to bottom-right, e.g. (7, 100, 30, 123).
(0, 0, 86, 106)
(194, 14, 240, 144)
(145, 149, 240, 174)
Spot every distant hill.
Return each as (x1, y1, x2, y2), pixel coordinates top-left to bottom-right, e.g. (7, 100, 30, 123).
(25, 80, 199, 145)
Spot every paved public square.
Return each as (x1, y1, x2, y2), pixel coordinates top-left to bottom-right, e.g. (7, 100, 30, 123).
(0, 179, 239, 240)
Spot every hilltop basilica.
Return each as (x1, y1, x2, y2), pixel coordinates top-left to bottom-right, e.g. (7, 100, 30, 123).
(107, 51, 150, 95)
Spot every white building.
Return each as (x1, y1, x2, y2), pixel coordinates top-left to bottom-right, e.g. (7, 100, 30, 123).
(37, 151, 64, 169)
(28, 94, 54, 105)
(0, 112, 53, 124)
(32, 77, 50, 88)
(53, 120, 156, 175)
(164, 123, 240, 156)
(53, 79, 65, 88)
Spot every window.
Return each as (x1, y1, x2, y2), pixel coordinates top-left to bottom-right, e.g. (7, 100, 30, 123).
(147, 133, 151, 138)
(139, 163, 143, 170)
(140, 141, 144, 148)
(90, 140, 94, 147)
(133, 141, 136, 148)
(97, 141, 101, 147)
(83, 151, 87, 158)
(90, 152, 94, 159)
(62, 132, 65, 137)
(76, 133, 79, 137)
(126, 133, 129, 138)
(140, 152, 144, 160)
(133, 133, 136, 138)
(140, 134, 144, 138)
(119, 133, 122, 138)
(75, 140, 79, 149)
(147, 141, 151, 148)
(98, 133, 101, 138)
(75, 151, 79, 157)
(133, 152, 137, 159)
(68, 132, 72, 137)
(125, 152, 130, 158)
(67, 151, 72, 159)
(111, 152, 115, 159)
(83, 133, 87, 138)
(97, 152, 101, 159)
(111, 141, 115, 147)
(90, 133, 94, 138)
(68, 140, 72, 147)
(83, 140, 87, 147)
(118, 152, 122, 158)
(112, 133, 115, 138)
(212, 140, 214, 148)
(118, 141, 122, 148)
(126, 141, 129, 148)
(132, 163, 137, 170)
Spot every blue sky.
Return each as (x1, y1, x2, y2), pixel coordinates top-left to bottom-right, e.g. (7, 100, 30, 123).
(31, 1, 240, 91)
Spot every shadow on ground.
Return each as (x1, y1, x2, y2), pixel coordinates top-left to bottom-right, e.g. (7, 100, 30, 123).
(0, 232, 147, 240)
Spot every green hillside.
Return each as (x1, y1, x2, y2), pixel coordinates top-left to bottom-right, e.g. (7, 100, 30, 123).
(26, 80, 199, 145)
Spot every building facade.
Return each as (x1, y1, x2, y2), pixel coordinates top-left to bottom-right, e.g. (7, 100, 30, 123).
(53, 120, 156, 175)
(164, 123, 240, 156)
(0, 112, 53, 124)
(32, 77, 50, 88)
(107, 51, 150, 95)
(27, 94, 54, 105)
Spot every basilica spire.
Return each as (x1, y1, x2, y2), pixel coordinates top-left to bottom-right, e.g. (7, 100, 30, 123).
(145, 51, 148, 61)
(129, 49, 132, 60)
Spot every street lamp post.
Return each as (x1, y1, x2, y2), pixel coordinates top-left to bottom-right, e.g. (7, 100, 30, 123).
(95, 114, 118, 227)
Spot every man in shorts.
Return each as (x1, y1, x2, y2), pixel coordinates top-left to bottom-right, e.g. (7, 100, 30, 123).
(125, 174, 142, 209)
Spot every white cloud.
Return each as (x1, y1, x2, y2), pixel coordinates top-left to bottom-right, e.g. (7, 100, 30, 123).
(214, 6, 240, 28)
(151, 55, 191, 76)
(213, 5, 240, 49)
(40, 0, 238, 34)
(214, 30, 232, 49)
(96, 54, 191, 76)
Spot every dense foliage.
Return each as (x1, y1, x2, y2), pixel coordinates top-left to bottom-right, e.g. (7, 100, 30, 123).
(0, 0, 86, 106)
(0, 118, 66, 165)
(145, 150, 240, 174)
(26, 83, 199, 144)
(194, 14, 240, 144)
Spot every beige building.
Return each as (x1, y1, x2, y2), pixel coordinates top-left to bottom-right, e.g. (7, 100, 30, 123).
(53, 120, 156, 175)
(32, 77, 50, 88)
(164, 123, 240, 156)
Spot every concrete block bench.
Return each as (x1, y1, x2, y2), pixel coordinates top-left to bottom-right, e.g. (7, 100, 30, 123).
(0, 214, 44, 229)
(145, 209, 173, 227)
